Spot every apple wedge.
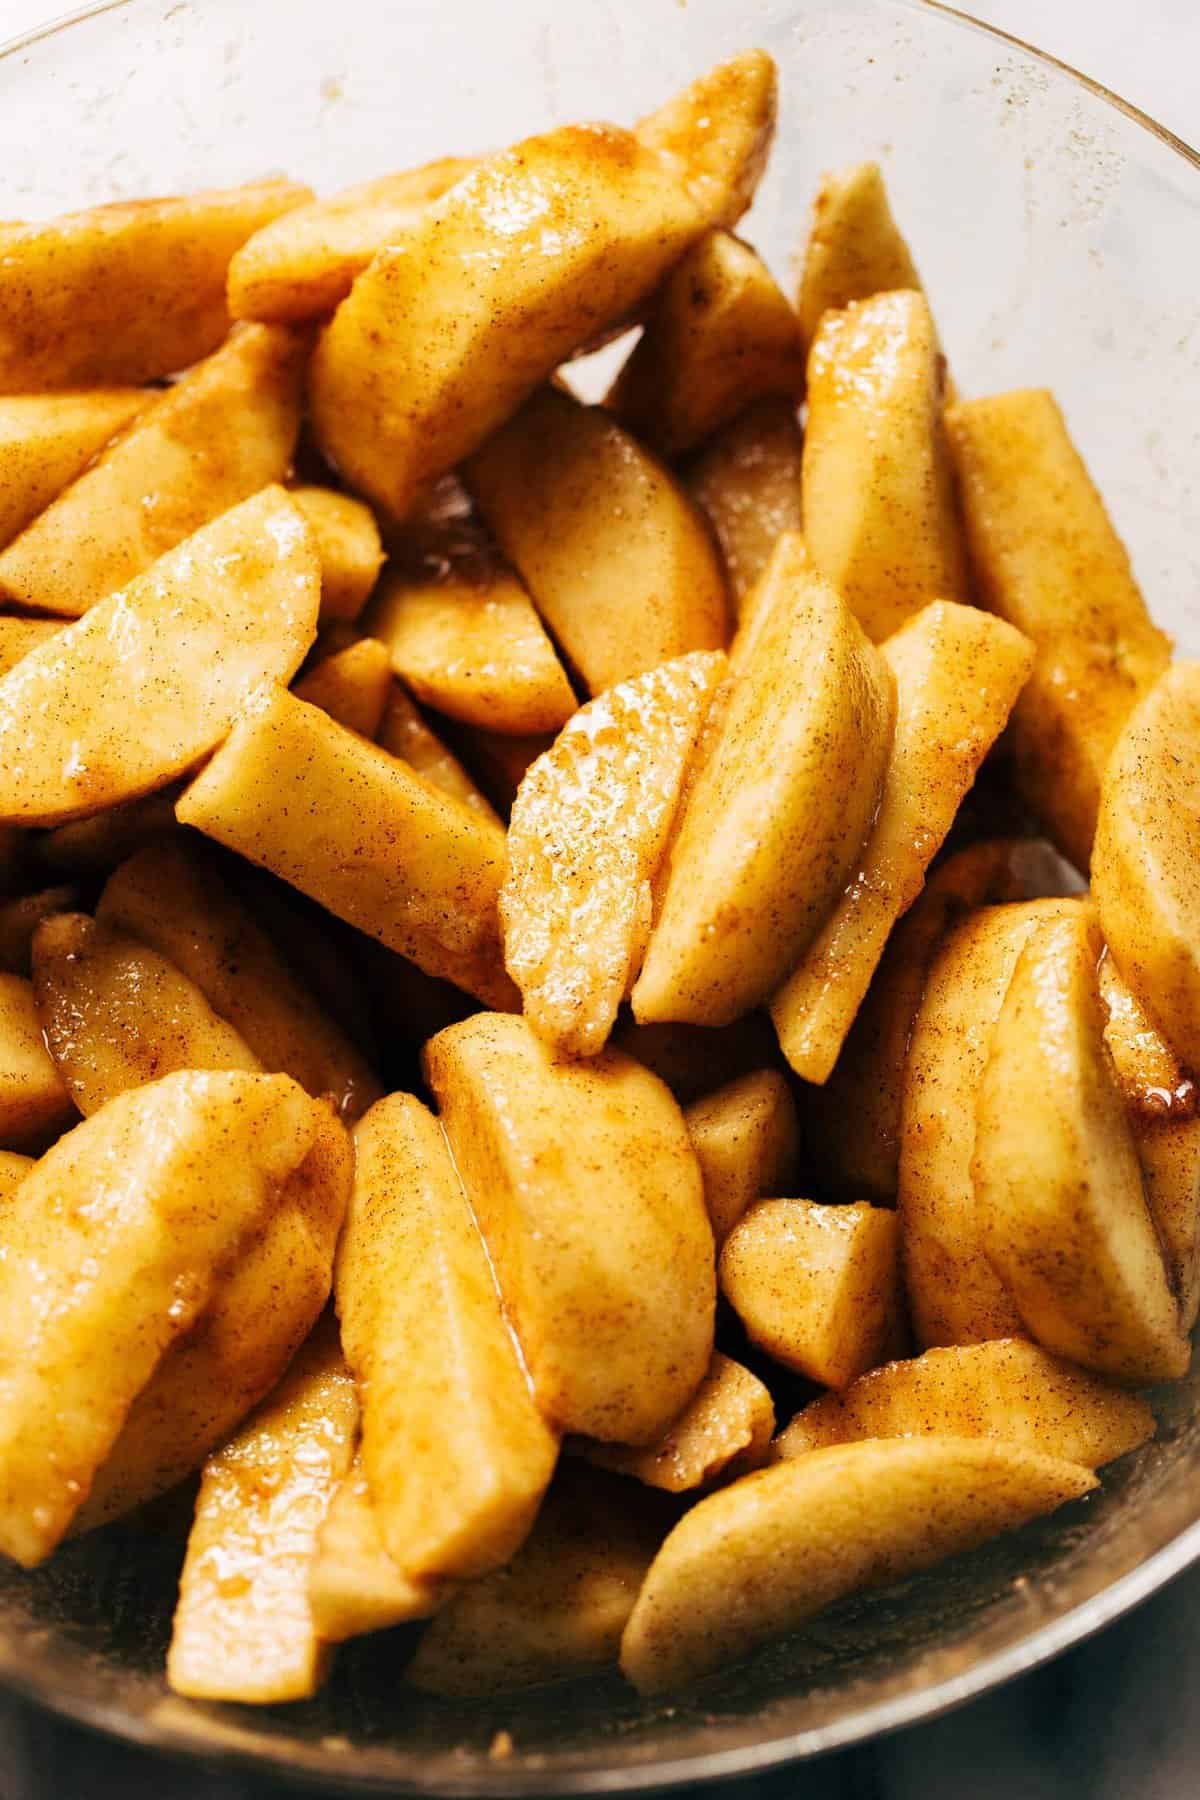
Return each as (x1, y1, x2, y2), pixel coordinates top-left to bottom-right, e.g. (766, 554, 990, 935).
(228, 157, 477, 323)
(407, 1466, 670, 1698)
(32, 913, 262, 1116)
(608, 231, 803, 455)
(620, 1438, 1095, 1694)
(809, 840, 1080, 1200)
(974, 906, 1189, 1385)
(720, 1198, 903, 1389)
(1100, 954, 1200, 1328)
(0, 972, 74, 1149)
(176, 686, 516, 1008)
(634, 49, 776, 232)
(0, 326, 309, 617)
(574, 1353, 774, 1493)
(465, 385, 728, 695)
(0, 487, 319, 827)
(899, 899, 1081, 1347)
(685, 1068, 800, 1242)
(632, 534, 894, 1025)
(294, 638, 393, 740)
(771, 601, 1033, 1084)
(946, 389, 1171, 870)
(0, 1067, 322, 1564)
(0, 390, 148, 549)
(337, 1094, 558, 1581)
(98, 842, 381, 1122)
(774, 1339, 1154, 1467)
(684, 398, 803, 616)
(289, 487, 384, 623)
(501, 651, 727, 1056)
(309, 1460, 450, 1644)
(795, 162, 930, 352)
(0, 178, 310, 391)
(376, 683, 500, 823)
(75, 1106, 351, 1530)
(802, 290, 967, 641)
(168, 1320, 356, 1704)
(1092, 660, 1200, 1070)
(310, 55, 776, 518)
(423, 1013, 714, 1444)
(367, 503, 575, 735)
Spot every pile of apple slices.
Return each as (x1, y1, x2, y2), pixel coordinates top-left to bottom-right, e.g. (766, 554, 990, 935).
(0, 42, 1194, 1712)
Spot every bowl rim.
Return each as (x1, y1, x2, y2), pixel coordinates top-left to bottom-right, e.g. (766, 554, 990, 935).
(0, 0, 1199, 1790)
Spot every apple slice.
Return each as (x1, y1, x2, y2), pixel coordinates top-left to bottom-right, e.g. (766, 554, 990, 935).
(975, 906, 1189, 1384)
(0, 487, 319, 826)
(424, 1013, 714, 1445)
(632, 534, 894, 1025)
(620, 1437, 1094, 1694)
(774, 1339, 1154, 1467)
(501, 650, 727, 1056)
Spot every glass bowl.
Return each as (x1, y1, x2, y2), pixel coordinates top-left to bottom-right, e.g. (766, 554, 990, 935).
(1, 0, 1199, 1790)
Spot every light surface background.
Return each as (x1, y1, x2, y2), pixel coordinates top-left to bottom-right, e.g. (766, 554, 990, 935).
(0, 0, 1196, 144)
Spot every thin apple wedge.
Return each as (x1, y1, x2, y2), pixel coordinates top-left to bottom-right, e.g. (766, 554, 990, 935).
(309, 1460, 450, 1644)
(1100, 955, 1200, 1328)
(946, 389, 1170, 870)
(0, 487, 319, 826)
(0, 390, 148, 550)
(0, 1068, 322, 1564)
(32, 912, 262, 1115)
(289, 486, 384, 623)
(608, 231, 803, 455)
(685, 1068, 799, 1242)
(310, 55, 777, 518)
(294, 638, 393, 740)
(632, 534, 894, 1025)
(808, 839, 1079, 1201)
(377, 683, 500, 822)
(1092, 660, 1200, 1069)
(0, 326, 309, 617)
(0, 1152, 31, 1200)
(795, 162, 936, 356)
(974, 906, 1189, 1385)
(423, 1013, 714, 1444)
(407, 1466, 671, 1698)
(501, 651, 727, 1056)
(228, 157, 477, 323)
(771, 601, 1033, 1084)
(683, 398, 803, 616)
(0, 179, 311, 391)
(367, 502, 575, 735)
(802, 290, 967, 641)
(774, 1339, 1154, 1467)
(721, 1198, 903, 1388)
(465, 385, 729, 695)
(620, 1437, 1095, 1694)
(634, 49, 776, 232)
(167, 1320, 356, 1704)
(574, 1353, 774, 1494)
(337, 1094, 558, 1581)
(98, 842, 381, 1122)
(0, 887, 77, 975)
(0, 618, 62, 679)
(76, 1106, 351, 1530)
(176, 686, 516, 1008)
(899, 899, 1082, 1347)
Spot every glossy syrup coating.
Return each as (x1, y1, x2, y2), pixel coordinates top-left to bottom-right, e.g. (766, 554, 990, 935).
(502, 649, 727, 1056)
(0, 324, 309, 617)
(0, 177, 311, 391)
